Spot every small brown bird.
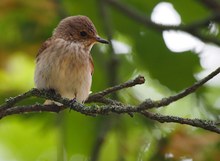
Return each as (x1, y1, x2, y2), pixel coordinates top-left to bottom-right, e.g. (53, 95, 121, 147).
(34, 15, 108, 104)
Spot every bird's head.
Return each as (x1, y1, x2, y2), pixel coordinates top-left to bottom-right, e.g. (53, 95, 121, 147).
(53, 16, 109, 47)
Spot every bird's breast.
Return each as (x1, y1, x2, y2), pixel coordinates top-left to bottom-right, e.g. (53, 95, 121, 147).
(35, 39, 93, 102)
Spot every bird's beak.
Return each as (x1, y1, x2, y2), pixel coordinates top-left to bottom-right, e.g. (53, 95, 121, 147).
(95, 36, 109, 44)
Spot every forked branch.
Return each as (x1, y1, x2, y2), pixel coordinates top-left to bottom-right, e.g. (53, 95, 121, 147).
(0, 67, 220, 133)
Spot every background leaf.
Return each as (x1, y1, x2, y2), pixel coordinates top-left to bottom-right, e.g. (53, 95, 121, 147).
(0, 0, 220, 161)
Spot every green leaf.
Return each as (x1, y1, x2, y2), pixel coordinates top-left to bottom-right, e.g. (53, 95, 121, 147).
(134, 29, 200, 91)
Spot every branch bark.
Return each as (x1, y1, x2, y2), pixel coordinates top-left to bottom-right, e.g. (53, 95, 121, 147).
(141, 111, 220, 133)
(0, 68, 220, 133)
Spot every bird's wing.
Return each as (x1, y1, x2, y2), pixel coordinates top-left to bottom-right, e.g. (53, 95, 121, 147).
(36, 37, 95, 76)
(89, 55, 94, 75)
(36, 37, 52, 61)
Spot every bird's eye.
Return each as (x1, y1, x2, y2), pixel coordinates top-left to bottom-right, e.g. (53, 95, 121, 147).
(80, 31, 87, 37)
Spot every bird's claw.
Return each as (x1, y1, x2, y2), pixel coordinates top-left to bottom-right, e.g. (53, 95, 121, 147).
(47, 89, 56, 95)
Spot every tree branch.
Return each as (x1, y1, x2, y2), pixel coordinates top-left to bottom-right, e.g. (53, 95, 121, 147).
(141, 111, 220, 134)
(86, 75, 145, 102)
(138, 66, 220, 110)
(0, 68, 220, 133)
(105, 0, 220, 46)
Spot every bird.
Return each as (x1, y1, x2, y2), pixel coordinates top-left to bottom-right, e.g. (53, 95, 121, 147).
(34, 15, 109, 104)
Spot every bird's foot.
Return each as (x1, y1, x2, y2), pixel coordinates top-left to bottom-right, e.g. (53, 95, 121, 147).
(47, 89, 56, 95)
(47, 88, 62, 98)
(69, 98, 77, 112)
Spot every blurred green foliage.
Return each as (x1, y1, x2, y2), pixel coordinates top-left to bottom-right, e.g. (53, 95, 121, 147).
(0, 0, 220, 161)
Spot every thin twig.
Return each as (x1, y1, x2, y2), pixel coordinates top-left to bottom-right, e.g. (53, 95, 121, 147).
(2, 99, 220, 134)
(0, 75, 144, 111)
(0, 89, 36, 111)
(138, 66, 220, 109)
(141, 111, 220, 134)
(1, 67, 220, 116)
(86, 75, 145, 103)
(0, 67, 220, 133)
